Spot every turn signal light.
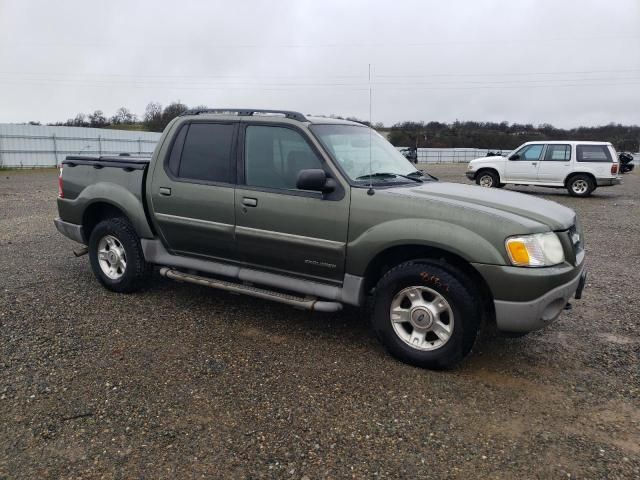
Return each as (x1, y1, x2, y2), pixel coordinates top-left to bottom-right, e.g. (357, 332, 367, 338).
(506, 241, 530, 265)
(611, 164, 618, 175)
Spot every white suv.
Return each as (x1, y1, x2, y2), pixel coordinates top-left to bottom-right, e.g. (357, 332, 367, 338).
(466, 141, 621, 197)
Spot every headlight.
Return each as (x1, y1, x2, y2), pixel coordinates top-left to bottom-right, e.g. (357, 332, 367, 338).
(505, 232, 565, 267)
(467, 164, 474, 170)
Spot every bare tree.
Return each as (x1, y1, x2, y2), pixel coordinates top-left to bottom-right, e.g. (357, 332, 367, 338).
(111, 107, 136, 125)
(143, 102, 163, 132)
(88, 110, 108, 128)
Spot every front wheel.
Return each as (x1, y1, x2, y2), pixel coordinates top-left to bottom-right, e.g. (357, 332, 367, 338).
(88, 217, 151, 293)
(476, 170, 499, 188)
(371, 261, 481, 369)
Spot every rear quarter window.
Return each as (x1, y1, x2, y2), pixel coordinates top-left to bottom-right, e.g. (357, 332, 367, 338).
(576, 145, 612, 162)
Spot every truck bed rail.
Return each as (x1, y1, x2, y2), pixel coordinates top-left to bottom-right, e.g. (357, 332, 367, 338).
(62, 155, 150, 171)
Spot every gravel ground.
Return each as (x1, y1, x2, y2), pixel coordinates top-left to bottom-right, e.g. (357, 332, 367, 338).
(0, 165, 638, 479)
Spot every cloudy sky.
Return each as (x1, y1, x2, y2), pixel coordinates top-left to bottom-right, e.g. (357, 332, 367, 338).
(1, 0, 639, 127)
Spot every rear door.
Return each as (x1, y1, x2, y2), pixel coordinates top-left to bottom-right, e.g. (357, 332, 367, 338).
(505, 144, 544, 182)
(234, 123, 349, 283)
(149, 121, 239, 261)
(537, 144, 571, 183)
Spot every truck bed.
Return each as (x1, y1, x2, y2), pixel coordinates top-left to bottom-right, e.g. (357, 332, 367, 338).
(57, 154, 154, 242)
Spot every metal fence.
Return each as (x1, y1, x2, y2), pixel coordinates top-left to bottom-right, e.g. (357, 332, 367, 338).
(0, 124, 161, 168)
(397, 147, 511, 164)
(2, 125, 636, 168)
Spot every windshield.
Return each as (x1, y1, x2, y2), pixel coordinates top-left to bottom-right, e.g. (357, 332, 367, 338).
(310, 124, 419, 183)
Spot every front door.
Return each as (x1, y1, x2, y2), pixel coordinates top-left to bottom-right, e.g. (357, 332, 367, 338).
(235, 123, 349, 283)
(505, 144, 544, 182)
(537, 144, 571, 183)
(150, 121, 239, 261)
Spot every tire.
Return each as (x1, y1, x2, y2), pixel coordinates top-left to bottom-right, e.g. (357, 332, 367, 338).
(371, 261, 481, 369)
(475, 170, 499, 188)
(567, 174, 595, 197)
(88, 217, 152, 293)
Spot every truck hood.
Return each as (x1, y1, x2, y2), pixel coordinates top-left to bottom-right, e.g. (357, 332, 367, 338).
(386, 181, 576, 231)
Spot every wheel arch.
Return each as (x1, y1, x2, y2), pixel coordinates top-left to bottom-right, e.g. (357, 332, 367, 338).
(564, 171, 596, 187)
(76, 183, 155, 241)
(475, 167, 501, 181)
(82, 202, 128, 242)
(362, 244, 495, 323)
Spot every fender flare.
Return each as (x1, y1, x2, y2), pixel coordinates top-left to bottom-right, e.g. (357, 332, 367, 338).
(346, 218, 506, 276)
(77, 182, 154, 239)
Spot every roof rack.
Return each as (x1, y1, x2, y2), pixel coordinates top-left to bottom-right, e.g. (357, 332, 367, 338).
(180, 108, 308, 122)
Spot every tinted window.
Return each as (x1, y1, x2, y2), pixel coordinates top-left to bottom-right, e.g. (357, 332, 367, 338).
(167, 124, 188, 176)
(245, 126, 323, 190)
(513, 144, 544, 161)
(577, 145, 612, 162)
(178, 123, 235, 182)
(544, 144, 571, 161)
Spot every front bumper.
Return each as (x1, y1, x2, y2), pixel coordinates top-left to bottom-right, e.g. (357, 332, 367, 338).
(54, 218, 85, 244)
(596, 177, 622, 187)
(465, 171, 476, 180)
(493, 267, 586, 333)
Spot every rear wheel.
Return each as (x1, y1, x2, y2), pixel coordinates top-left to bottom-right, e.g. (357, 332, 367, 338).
(371, 261, 481, 369)
(476, 170, 499, 188)
(88, 217, 151, 293)
(567, 174, 595, 197)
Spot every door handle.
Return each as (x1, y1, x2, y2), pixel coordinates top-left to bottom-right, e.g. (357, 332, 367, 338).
(531, 162, 537, 166)
(242, 197, 258, 207)
(159, 187, 172, 196)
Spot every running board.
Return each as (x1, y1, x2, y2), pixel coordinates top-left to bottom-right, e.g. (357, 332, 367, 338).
(159, 268, 343, 313)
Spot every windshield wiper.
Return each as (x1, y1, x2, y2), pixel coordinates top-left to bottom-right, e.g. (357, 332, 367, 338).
(408, 170, 438, 181)
(355, 172, 423, 183)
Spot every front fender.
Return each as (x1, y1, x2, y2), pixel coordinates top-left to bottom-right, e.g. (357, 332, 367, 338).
(345, 218, 507, 276)
(58, 182, 153, 239)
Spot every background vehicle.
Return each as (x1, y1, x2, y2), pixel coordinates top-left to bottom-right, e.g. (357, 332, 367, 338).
(54, 109, 586, 369)
(465, 141, 621, 197)
(400, 146, 418, 163)
(618, 152, 635, 174)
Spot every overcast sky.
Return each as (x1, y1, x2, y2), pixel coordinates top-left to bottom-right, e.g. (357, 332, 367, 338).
(1, 0, 639, 127)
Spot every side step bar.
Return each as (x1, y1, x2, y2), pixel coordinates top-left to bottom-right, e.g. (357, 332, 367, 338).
(159, 268, 343, 313)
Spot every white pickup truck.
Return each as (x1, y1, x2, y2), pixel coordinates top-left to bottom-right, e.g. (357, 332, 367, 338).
(466, 141, 621, 197)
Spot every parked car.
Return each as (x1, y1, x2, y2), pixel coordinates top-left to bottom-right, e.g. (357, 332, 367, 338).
(54, 109, 587, 369)
(618, 152, 635, 174)
(465, 141, 621, 197)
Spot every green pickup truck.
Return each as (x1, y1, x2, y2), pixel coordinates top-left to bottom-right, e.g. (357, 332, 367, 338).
(55, 109, 587, 369)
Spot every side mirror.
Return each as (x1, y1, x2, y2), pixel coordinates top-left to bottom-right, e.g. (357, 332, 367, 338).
(296, 169, 335, 193)
(509, 154, 520, 160)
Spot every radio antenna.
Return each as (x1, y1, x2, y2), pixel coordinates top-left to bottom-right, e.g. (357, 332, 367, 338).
(367, 63, 374, 196)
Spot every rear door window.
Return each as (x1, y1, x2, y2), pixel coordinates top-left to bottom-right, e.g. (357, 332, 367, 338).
(576, 145, 612, 162)
(543, 144, 571, 161)
(177, 123, 236, 183)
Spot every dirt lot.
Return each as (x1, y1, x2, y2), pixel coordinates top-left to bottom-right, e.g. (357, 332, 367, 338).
(1, 165, 638, 479)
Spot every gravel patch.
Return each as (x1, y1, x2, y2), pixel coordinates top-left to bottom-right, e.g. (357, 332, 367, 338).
(1, 166, 638, 479)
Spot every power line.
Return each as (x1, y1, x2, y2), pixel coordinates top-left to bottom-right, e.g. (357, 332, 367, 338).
(0, 77, 638, 92)
(7, 34, 639, 50)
